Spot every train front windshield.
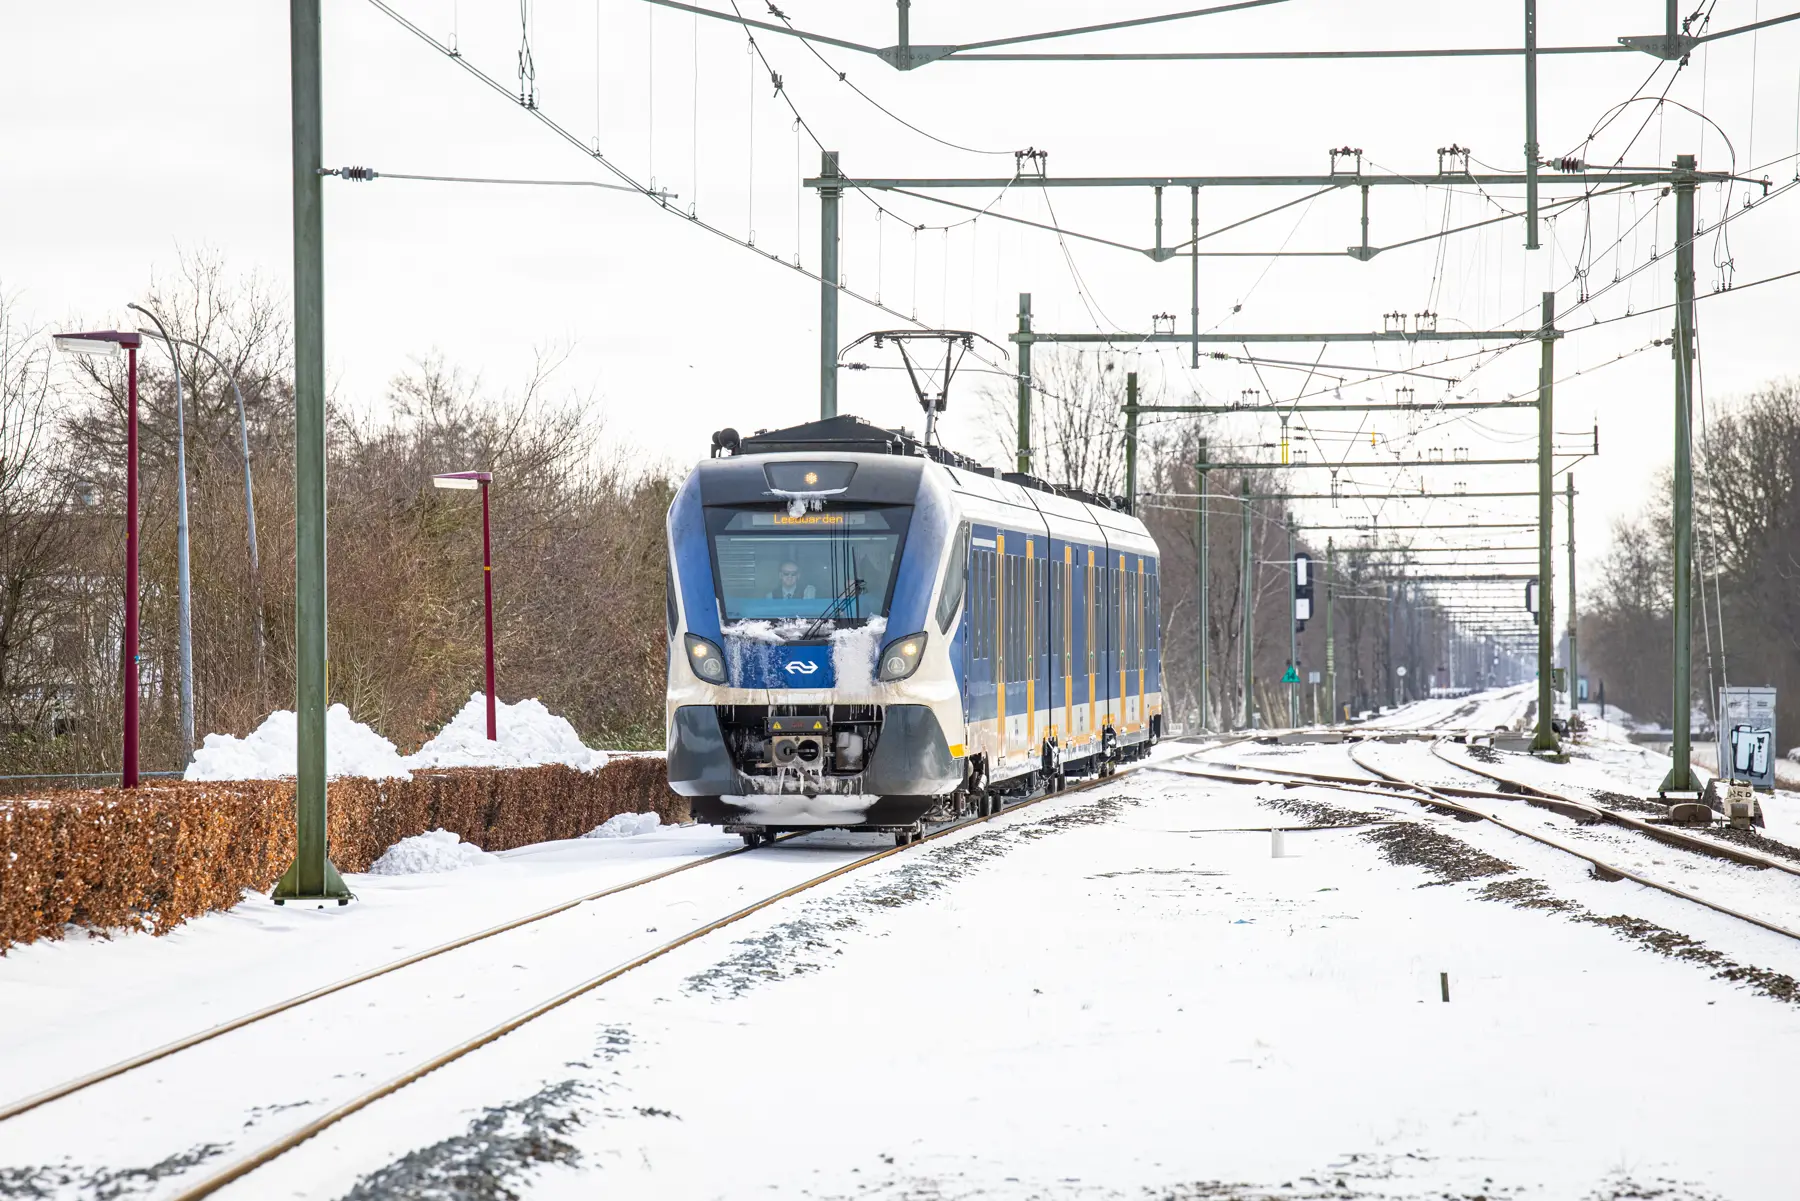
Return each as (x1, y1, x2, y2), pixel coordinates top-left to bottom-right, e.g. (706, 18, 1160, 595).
(706, 505, 911, 622)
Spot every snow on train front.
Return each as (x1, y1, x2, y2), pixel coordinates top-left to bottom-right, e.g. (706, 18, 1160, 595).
(664, 419, 968, 844)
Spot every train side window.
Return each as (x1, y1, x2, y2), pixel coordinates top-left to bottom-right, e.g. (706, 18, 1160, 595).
(1150, 573, 1160, 653)
(1010, 557, 1022, 682)
(987, 551, 996, 661)
(936, 525, 970, 634)
(978, 551, 989, 659)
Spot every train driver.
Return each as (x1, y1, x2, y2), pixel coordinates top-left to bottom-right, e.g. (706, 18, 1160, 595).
(768, 560, 818, 601)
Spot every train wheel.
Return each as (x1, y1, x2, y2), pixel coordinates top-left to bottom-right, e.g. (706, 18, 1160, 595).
(740, 831, 761, 848)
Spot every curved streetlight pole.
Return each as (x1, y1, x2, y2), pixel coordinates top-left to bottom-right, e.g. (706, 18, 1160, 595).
(137, 327, 267, 705)
(128, 303, 196, 765)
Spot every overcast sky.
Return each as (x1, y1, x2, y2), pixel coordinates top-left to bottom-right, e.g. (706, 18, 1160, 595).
(5, 1, 1798, 595)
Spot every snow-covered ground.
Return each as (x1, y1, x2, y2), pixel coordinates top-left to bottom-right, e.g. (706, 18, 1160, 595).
(1346, 682, 1535, 733)
(6, 723, 1799, 1200)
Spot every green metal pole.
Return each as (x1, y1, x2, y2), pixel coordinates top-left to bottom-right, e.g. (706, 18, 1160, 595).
(1189, 186, 1200, 369)
(1124, 371, 1138, 512)
(1524, 0, 1540, 249)
(820, 150, 840, 420)
(1241, 475, 1253, 729)
(1286, 511, 1297, 727)
(274, 0, 349, 904)
(1196, 436, 1209, 731)
(1531, 290, 1560, 753)
(1661, 154, 1700, 794)
(1016, 293, 1032, 475)
(1566, 471, 1578, 724)
(1326, 537, 1336, 722)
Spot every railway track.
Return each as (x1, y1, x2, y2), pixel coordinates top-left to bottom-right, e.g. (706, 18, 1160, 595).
(0, 760, 1148, 1201)
(1182, 732, 1800, 946)
(0, 838, 773, 1125)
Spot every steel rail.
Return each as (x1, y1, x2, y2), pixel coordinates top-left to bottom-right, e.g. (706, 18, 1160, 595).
(162, 761, 1150, 1201)
(1335, 745, 1800, 942)
(1186, 729, 1800, 939)
(0, 837, 781, 1123)
(1425, 742, 1800, 878)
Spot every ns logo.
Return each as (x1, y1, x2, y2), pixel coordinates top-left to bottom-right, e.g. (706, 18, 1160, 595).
(783, 659, 821, 676)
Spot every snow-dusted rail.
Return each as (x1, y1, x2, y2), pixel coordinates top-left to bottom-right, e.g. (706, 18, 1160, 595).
(1335, 742, 1800, 944)
(1422, 740, 1800, 877)
(1176, 726, 1800, 945)
(1183, 738, 1800, 946)
(153, 762, 1148, 1201)
(0, 839, 770, 1126)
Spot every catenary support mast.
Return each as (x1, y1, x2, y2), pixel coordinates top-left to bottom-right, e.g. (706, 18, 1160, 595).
(819, 150, 841, 419)
(1531, 291, 1560, 753)
(1325, 537, 1336, 723)
(1661, 154, 1701, 794)
(1016, 293, 1032, 474)
(1241, 476, 1253, 729)
(1566, 472, 1578, 722)
(1196, 436, 1209, 731)
(274, 0, 349, 904)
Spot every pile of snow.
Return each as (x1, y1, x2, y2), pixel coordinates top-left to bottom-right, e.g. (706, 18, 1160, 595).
(366, 829, 492, 875)
(583, 812, 663, 839)
(1787, 747, 1800, 765)
(830, 616, 887, 691)
(406, 693, 609, 772)
(185, 704, 412, 781)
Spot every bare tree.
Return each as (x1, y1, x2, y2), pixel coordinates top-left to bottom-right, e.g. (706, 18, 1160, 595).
(981, 348, 1150, 495)
(0, 292, 85, 740)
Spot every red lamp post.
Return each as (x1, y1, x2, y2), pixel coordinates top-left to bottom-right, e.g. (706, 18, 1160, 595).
(53, 330, 145, 787)
(432, 471, 498, 740)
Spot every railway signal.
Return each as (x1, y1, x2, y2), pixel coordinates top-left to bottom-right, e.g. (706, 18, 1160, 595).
(1293, 551, 1313, 630)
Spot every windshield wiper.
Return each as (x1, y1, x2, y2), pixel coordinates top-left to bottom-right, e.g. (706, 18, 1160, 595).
(802, 577, 865, 640)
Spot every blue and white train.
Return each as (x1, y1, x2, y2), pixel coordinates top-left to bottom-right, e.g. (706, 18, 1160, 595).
(665, 415, 1163, 845)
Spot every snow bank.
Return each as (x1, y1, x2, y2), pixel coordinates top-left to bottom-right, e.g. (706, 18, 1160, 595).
(406, 693, 609, 773)
(185, 704, 412, 781)
(366, 829, 492, 875)
(583, 812, 663, 839)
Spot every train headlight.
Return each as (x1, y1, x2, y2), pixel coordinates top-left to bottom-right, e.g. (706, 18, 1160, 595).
(683, 634, 728, 684)
(877, 632, 928, 682)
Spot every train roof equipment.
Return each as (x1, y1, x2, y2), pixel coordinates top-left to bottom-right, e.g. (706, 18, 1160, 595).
(711, 414, 1129, 515)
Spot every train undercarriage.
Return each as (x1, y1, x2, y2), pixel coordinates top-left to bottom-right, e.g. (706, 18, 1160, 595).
(686, 703, 1159, 846)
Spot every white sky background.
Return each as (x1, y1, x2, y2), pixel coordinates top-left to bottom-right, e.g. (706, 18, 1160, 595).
(4, 1, 1799, 599)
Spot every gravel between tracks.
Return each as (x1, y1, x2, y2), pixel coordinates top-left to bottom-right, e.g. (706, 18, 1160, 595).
(0, 1143, 227, 1201)
(684, 787, 1148, 1000)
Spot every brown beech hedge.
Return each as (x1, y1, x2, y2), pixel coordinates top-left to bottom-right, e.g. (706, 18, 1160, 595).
(0, 757, 683, 952)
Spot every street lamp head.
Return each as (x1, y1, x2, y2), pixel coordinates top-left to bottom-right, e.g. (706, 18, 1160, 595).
(432, 471, 493, 491)
(53, 329, 142, 357)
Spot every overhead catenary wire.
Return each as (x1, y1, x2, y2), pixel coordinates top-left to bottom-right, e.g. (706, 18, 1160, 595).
(359, 0, 1039, 390)
(760, 2, 1013, 156)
